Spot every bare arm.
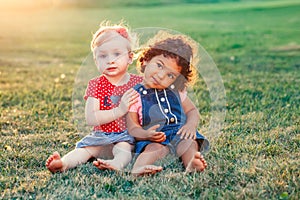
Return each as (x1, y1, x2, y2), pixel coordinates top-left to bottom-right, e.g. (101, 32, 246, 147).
(177, 96, 200, 139)
(126, 112, 166, 142)
(85, 88, 139, 126)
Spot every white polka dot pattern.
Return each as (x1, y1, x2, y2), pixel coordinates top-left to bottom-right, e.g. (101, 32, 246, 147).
(84, 74, 143, 132)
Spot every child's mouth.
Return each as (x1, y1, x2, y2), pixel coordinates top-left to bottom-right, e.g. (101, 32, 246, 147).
(152, 77, 160, 85)
(106, 67, 117, 71)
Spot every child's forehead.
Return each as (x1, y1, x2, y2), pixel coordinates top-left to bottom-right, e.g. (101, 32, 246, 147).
(152, 54, 176, 63)
(93, 32, 130, 50)
(152, 55, 182, 73)
(95, 45, 127, 53)
(93, 37, 130, 52)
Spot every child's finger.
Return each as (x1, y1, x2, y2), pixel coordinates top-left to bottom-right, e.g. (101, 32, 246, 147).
(154, 132, 165, 138)
(130, 92, 139, 101)
(177, 128, 182, 135)
(124, 88, 134, 95)
(128, 88, 138, 96)
(128, 94, 139, 105)
(190, 130, 196, 139)
(179, 130, 188, 139)
(177, 128, 187, 139)
(155, 137, 166, 143)
(187, 133, 196, 139)
(151, 132, 166, 141)
(148, 124, 160, 131)
(123, 88, 137, 99)
(152, 134, 166, 142)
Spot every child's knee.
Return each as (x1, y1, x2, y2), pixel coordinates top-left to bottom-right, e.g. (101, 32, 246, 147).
(145, 143, 163, 151)
(145, 143, 169, 158)
(176, 139, 198, 155)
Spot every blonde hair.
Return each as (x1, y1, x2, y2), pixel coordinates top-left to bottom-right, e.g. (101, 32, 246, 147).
(90, 21, 137, 52)
(137, 31, 199, 90)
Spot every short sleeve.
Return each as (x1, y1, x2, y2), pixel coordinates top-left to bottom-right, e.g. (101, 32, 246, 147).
(129, 95, 141, 113)
(84, 79, 98, 100)
(129, 95, 143, 125)
(179, 89, 187, 102)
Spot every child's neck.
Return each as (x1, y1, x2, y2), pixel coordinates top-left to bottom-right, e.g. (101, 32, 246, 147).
(105, 72, 130, 86)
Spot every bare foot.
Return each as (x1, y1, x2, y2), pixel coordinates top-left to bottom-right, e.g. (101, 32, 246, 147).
(185, 152, 207, 173)
(93, 159, 118, 171)
(132, 165, 163, 176)
(46, 152, 64, 173)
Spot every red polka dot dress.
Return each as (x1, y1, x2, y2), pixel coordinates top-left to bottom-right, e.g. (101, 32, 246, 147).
(84, 74, 143, 133)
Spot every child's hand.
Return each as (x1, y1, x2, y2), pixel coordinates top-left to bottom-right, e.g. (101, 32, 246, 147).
(118, 88, 139, 113)
(146, 124, 166, 143)
(177, 125, 196, 139)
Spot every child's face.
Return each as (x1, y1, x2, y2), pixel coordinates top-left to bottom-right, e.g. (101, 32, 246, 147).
(143, 55, 182, 90)
(93, 34, 132, 78)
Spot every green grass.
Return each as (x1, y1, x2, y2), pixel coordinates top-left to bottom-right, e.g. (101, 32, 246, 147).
(1, 0, 299, 199)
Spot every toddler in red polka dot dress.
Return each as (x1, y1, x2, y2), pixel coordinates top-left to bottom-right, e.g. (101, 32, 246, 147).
(46, 21, 142, 173)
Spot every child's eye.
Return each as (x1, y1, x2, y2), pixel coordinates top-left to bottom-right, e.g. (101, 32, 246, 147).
(99, 54, 106, 58)
(168, 74, 175, 79)
(157, 63, 163, 69)
(114, 52, 121, 57)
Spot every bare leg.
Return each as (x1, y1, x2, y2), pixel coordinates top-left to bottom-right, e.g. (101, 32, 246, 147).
(46, 146, 110, 173)
(93, 142, 133, 170)
(132, 143, 169, 176)
(176, 139, 207, 172)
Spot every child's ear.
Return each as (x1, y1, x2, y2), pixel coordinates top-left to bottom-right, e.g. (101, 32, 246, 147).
(128, 52, 134, 64)
(139, 58, 147, 66)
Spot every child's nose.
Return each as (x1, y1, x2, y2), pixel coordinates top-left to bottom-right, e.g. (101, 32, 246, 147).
(157, 70, 166, 79)
(107, 55, 115, 64)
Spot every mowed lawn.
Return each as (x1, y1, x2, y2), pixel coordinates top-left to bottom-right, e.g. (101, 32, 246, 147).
(0, 0, 299, 199)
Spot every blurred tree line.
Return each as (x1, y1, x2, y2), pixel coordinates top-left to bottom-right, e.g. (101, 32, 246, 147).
(2, 0, 266, 10)
(53, 0, 243, 8)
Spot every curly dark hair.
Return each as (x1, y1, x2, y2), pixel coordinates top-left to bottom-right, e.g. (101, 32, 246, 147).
(137, 32, 198, 91)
